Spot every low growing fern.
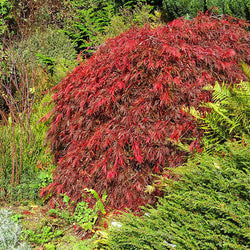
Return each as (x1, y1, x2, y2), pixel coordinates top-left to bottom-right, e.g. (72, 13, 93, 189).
(187, 77, 250, 147)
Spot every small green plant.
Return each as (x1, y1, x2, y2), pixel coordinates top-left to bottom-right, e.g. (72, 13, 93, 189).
(44, 243, 56, 250)
(74, 189, 107, 231)
(23, 226, 63, 245)
(11, 213, 23, 223)
(48, 189, 107, 232)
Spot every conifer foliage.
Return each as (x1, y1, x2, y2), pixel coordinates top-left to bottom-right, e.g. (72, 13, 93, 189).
(41, 13, 250, 211)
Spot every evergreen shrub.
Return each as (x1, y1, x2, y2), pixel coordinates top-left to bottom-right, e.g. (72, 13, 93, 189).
(22, 27, 77, 85)
(25, 28, 77, 63)
(41, 14, 250, 211)
(100, 139, 250, 249)
(163, 0, 250, 20)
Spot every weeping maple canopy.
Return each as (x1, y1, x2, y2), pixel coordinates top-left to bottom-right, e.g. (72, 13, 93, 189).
(41, 13, 250, 211)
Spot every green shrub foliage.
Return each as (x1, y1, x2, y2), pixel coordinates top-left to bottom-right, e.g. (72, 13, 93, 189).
(41, 13, 250, 211)
(22, 27, 77, 84)
(95, 2, 161, 45)
(63, 0, 116, 52)
(0, 0, 14, 40)
(99, 79, 250, 249)
(62, 0, 161, 53)
(163, 0, 250, 20)
(101, 139, 250, 249)
(163, 0, 203, 20)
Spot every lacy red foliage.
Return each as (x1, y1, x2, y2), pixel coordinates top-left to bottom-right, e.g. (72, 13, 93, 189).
(41, 14, 250, 211)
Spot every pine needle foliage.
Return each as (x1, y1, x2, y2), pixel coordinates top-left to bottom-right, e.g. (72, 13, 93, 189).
(100, 138, 250, 249)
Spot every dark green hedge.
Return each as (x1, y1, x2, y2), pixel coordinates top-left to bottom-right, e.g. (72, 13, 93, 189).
(163, 0, 250, 20)
(100, 138, 250, 249)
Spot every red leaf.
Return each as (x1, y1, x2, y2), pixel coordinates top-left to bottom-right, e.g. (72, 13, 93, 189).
(23, 211, 32, 215)
(132, 142, 143, 164)
(153, 82, 163, 92)
(189, 141, 196, 153)
(118, 81, 125, 89)
(224, 49, 236, 59)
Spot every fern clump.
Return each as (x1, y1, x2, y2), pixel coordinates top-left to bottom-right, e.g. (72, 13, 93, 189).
(0, 209, 31, 250)
(187, 63, 250, 148)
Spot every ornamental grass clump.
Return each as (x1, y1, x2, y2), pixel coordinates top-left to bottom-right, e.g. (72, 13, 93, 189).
(41, 13, 250, 211)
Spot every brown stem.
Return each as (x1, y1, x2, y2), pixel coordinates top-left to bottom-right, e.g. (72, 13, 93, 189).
(10, 113, 17, 185)
(17, 125, 23, 185)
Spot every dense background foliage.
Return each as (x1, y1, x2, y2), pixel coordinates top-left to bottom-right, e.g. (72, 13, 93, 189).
(163, 0, 250, 20)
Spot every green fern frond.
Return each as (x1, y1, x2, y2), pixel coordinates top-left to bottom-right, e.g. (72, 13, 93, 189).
(188, 68, 250, 148)
(241, 62, 250, 81)
(212, 81, 231, 103)
(205, 102, 233, 125)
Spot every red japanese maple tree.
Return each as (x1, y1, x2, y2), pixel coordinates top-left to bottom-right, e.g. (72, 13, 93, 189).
(41, 13, 250, 211)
